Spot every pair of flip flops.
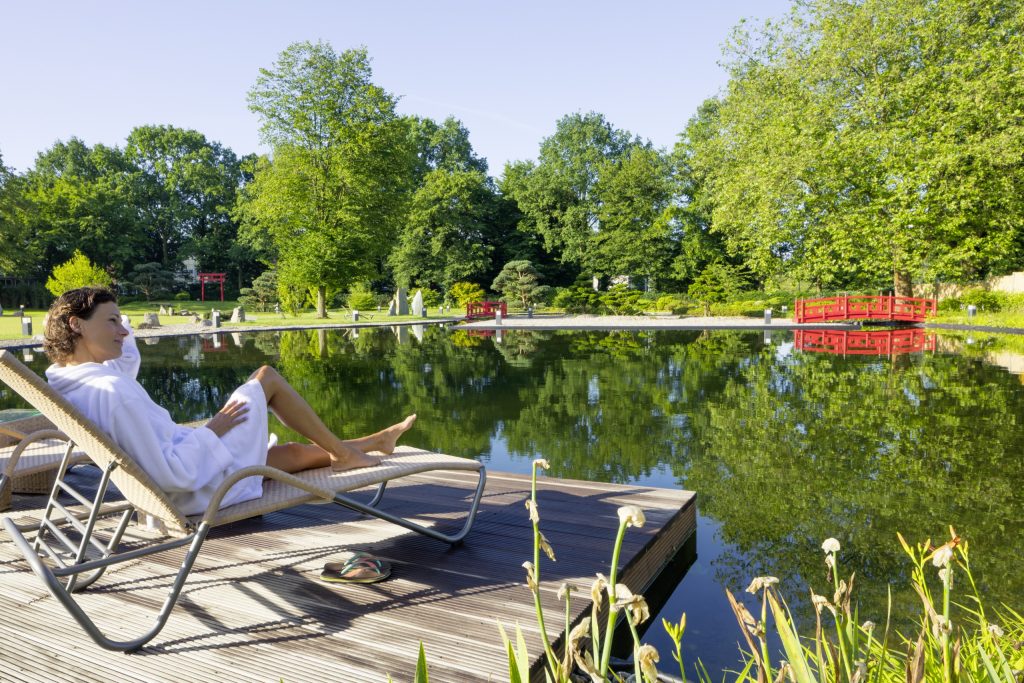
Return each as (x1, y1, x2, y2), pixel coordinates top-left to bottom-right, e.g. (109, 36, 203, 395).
(320, 551, 391, 584)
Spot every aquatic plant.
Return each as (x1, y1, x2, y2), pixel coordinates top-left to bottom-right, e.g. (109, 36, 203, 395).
(499, 458, 666, 683)
(696, 527, 1024, 683)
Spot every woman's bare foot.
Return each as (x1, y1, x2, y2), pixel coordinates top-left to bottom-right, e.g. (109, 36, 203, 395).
(373, 414, 417, 455)
(329, 444, 381, 472)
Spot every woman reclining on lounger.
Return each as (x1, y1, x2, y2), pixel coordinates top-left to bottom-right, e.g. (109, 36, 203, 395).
(42, 286, 416, 516)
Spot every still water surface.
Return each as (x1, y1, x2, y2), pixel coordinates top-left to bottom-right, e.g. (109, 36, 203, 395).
(3, 325, 1021, 674)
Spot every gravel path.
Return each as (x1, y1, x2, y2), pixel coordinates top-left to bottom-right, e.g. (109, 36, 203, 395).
(455, 313, 860, 330)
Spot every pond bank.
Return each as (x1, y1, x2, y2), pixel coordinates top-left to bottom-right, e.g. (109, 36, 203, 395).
(0, 317, 464, 350)
(6, 314, 1024, 351)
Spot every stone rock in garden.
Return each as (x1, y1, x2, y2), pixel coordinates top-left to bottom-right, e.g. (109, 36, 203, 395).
(230, 307, 245, 323)
(395, 287, 409, 316)
(0, 304, 4, 316)
(387, 300, 396, 316)
(200, 319, 213, 328)
(159, 305, 167, 315)
(138, 313, 160, 329)
(168, 307, 174, 316)
(411, 290, 424, 317)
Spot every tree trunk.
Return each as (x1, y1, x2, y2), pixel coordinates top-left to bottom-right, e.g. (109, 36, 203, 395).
(316, 285, 327, 318)
(893, 269, 913, 297)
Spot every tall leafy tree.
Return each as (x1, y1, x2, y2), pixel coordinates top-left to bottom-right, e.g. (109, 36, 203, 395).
(504, 112, 640, 270)
(588, 146, 675, 285)
(668, 99, 734, 286)
(409, 115, 488, 177)
(389, 168, 495, 292)
(0, 151, 38, 276)
(240, 42, 415, 317)
(700, 0, 1024, 294)
(24, 138, 144, 278)
(124, 125, 246, 276)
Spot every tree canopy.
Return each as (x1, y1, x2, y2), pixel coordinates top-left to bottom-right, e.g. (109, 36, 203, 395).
(699, 0, 1024, 294)
(240, 42, 416, 316)
(5, 11, 1024, 304)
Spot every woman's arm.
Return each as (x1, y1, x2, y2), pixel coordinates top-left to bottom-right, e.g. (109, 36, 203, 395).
(103, 315, 142, 379)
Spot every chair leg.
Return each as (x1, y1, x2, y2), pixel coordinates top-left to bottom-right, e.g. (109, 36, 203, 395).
(3, 517, 211, 652)
(331, 467, 487, 544)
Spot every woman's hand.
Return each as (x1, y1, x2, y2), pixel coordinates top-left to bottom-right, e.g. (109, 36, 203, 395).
(204, 400, 250, 437)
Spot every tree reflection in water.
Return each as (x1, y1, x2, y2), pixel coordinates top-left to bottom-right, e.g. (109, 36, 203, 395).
(4, 327, 1021, 649)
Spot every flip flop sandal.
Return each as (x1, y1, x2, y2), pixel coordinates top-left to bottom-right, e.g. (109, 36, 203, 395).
(320, 554, 392, 584)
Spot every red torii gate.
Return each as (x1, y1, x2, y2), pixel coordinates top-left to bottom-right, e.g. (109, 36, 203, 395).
(198, 272, 226, 302)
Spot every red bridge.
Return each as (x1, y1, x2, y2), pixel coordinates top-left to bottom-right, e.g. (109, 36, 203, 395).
(794, 329, 936, 356)
(794, 295, 936, 323)
(466, 301, 507, 320)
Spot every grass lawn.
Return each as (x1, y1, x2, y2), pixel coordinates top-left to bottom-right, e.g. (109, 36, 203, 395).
(930, 310, 1024, 329)
(0, 299, 464, 341)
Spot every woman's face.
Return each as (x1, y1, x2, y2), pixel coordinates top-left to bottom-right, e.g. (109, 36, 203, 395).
(68, 301, 128, 364)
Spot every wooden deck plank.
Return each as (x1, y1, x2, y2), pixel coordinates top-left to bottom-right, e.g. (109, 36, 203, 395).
(0, 466, 696, 682)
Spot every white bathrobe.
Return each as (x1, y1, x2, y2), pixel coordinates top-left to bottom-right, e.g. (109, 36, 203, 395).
(45, 320, 267, 516)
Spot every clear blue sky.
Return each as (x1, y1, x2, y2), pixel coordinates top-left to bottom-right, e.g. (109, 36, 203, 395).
(0, 0, 792, 176)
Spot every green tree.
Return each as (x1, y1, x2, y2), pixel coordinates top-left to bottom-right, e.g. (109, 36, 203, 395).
(124, 125, 249, 281)
(240, 42, 415, 318)
(588, 146, 675, 284)
(505, 113, 640, 270)
(345, 281, 377, 310)
(0, 151, 38, 276)
(45, 250, 112, 296)
(668, 99, 733, 287)
(124, 262, 176, 301)
(449, 281, 486, 308)
(409, 116, 488, 177)
(687, 261, 747, 316)
(25, 138, 145, 278)
(390, 169, 495, 292)
(700, 0, 1024, 294)
(238, 269, 279, 312)
(492, 260, 549, 309)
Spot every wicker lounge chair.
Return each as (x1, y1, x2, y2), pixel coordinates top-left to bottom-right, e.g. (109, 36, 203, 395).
(1, 412, 90, 511)
(0, 349, 486, 652)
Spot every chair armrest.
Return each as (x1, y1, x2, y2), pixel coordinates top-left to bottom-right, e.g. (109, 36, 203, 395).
(198, 465, 331, 524)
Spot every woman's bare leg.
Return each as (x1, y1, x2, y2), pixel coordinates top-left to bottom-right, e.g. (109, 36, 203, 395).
(250, 365, 416, 472)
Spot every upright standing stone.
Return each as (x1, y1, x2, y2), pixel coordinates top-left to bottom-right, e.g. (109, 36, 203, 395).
(230, 306, 245, 323)
(387, 300, 396, 316)
(411, 290, 424, 317)
(395, 287, 409, 316)
(139, 313, 161, 329)
(159, 305, 167, 315)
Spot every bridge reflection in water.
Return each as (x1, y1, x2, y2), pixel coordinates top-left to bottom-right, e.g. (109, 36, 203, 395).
(795, 328, 936, 355)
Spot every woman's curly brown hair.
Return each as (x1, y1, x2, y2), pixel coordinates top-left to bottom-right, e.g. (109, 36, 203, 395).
(43, 287, 118, 363)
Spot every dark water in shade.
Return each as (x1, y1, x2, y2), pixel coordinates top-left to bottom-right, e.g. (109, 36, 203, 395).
(3, 325, 1022, 676)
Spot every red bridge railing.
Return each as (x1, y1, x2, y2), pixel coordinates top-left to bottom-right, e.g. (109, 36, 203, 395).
(794, 329, 936, 355)
(794, 295, 936, 323)
(466, 301, 507, 320)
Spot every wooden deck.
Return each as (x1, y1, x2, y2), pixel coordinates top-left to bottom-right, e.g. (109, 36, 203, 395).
(0, 465, 696, 682)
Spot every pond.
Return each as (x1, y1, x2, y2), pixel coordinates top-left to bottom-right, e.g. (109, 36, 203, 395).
(3, 325, 1022, 675)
